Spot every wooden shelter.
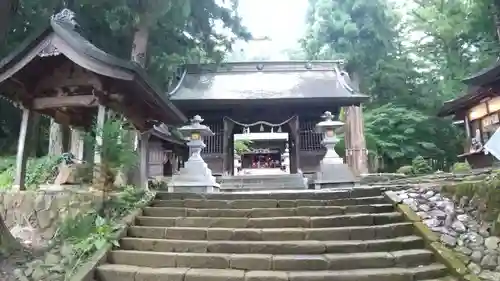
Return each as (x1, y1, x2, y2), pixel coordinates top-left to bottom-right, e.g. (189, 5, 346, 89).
(167, 61, 369, 176)
(0, 10, 187, 189)
(437, 60, 500, 168)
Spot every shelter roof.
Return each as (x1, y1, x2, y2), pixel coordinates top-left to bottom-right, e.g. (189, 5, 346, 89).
(0, 10, 186, 130)
(167, 61, 368, 106)
(436, 86, 488, 117)
(437, 58, 500, 117)
(462, 58, 500, 86)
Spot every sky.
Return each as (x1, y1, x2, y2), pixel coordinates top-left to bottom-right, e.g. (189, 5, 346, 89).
(227, 0, 309, 60)
(238, 0, 308, 46)
(229, 0, 414, 60)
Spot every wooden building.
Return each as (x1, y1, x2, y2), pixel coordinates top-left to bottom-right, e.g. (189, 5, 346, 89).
(438, 61, 500, 168)
(0, 10, 187, 189)
(167, 61, 369, 176)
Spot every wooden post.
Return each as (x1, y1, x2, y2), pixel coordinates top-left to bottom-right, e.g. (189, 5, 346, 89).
(13, 108, 34, 190)
(222, 117, 234, 176)
(139, 132, 151, 189)
(94, 105, 107, 165)
(93, 105, 107, 184)
(29, 113, 40, 157)
(287, 116, 300, 174)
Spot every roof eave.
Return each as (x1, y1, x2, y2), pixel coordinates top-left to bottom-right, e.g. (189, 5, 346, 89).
(0, 26, 51, 73)
(462, 60, 500, 86)
(150, 128, 186, 145)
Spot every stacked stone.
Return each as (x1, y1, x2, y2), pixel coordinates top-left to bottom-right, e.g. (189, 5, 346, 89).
(393, 186, 500, 280)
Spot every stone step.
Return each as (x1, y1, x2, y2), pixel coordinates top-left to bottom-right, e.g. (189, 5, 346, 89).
(150, 196, 386, 208)
(127, 222, 414, 241)
(155, 188, 382, 200)
(142, 204, 394, 218)
(421, 278, 458, 281)
(96, 263, 449, 281)
(218, 186, 307, 192)
(134, 212, 403, 228)
(118, 235, 424, 254)
(107, 249, 435, 270)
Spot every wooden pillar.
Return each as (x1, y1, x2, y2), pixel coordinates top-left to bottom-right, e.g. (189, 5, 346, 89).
(93, 105, 107, 184)
(139, 132, 151, 189)
(222, 117, 234, 176)
(94, 105, 107, 165)
(13, 108, 34, 190)
(229, 133, 235, 175)
(464, 115, 471, 138)
(29, 113, 40, 157)
(288, 115, 300, 174)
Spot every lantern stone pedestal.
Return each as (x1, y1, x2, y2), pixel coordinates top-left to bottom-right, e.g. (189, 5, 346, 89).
(168, 115, 220, 193)
(314, 111, 358, 189)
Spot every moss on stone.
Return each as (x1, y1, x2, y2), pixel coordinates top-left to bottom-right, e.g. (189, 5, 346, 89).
(440, 176, 500, 222)
(430, 242, 469, 277)
(463, 274, 482, 281)
(413, 222, 439, 243)
(384, 191, 402, 205)
(453, 252, 471, 265)
(397, 204, 421, 222)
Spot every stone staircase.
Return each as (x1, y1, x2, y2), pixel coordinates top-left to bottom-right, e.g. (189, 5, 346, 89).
(95, 188, 458, 281)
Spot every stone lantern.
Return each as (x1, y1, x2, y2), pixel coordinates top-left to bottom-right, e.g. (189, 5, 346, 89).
(168, 115, 220, 193)
(314, 111, 357, 189)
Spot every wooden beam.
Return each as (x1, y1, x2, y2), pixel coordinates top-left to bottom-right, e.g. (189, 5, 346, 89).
(139, 132, 152, 190)
(32, 95, 98, 110)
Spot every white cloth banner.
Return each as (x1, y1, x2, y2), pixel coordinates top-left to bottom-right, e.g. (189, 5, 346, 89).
(484, 127, 500, 160)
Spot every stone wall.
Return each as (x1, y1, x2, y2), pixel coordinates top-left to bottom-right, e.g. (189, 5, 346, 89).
(0, 190, 101, 246)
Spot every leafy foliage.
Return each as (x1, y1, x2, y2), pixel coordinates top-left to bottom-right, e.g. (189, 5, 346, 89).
(336, 104, 463, 171)
(411, 155, 433, 175)
(0, 155, 62, 189)
(0, 0, 250, 155)
(85, 118, 137, 190)
(54, 185, 152, 279)
(451, 161, 472, 174)
(234, 140, 253, 155)
(300, 0, 482, 172)
(396, 165, 414, 175)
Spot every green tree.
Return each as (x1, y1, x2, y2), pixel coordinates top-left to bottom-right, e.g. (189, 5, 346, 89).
(407, 0, 499, 101)
(0, 0, 18, 43)
(301, 0, 466, 172)
(234, 140, 253, 155)
(0, 0, 250, 256)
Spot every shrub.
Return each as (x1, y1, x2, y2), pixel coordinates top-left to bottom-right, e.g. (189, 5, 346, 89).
(411, 155, 432, 175)
(451, 161, 472, 174)
(396, 165, 413, 175)
(0, 156, 61, 189)
(85, 119, 137, 191)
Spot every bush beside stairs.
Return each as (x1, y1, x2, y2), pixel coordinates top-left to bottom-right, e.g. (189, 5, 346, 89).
(94, 188, 460, 281)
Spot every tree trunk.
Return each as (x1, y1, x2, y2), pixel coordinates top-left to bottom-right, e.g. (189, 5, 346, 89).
(0, 216, 23, 255)
(0, 0, 17, 44)
(131, 15, 150, 67)
(492, 2, 500, 44)
(344, 72, 368, 175)
(125, 15, 150, 186)
(48, 119, 64, 156)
